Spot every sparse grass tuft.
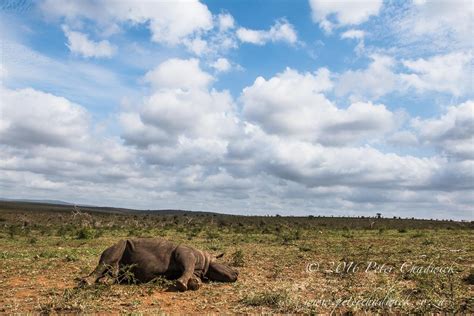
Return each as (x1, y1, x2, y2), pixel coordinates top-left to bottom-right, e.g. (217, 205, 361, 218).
(240, 289, 289, 308)
(231, 249, 245, 267)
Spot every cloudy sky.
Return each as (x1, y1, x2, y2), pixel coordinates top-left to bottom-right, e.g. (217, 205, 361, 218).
(0, 0, 472, 219)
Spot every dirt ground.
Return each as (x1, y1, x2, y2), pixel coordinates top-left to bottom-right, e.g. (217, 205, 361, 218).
(1, 230, 473, 314)
(0, 203, 473, 314)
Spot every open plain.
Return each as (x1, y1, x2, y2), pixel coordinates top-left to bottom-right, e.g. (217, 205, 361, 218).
(0, 201, 472, 314)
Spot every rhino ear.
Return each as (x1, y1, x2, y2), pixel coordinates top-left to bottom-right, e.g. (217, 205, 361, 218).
(216, 253, 225, 259)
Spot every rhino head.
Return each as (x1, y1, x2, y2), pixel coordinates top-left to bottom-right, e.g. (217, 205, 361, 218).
(206, 261, 239, 282)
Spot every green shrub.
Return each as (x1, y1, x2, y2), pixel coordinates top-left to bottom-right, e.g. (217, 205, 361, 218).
(8, 225, 21, 239)
(77, 228, 94, 240)
(279, 229, 301, 244)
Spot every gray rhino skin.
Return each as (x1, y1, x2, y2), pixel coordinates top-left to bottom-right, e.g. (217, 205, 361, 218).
(80, 238, 238, 291)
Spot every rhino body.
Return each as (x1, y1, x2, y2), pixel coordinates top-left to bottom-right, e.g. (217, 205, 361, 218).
(80, 238, 238, 291)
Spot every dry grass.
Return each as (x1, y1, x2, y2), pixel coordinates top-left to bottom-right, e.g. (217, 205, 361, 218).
(0, 202, 472, 314)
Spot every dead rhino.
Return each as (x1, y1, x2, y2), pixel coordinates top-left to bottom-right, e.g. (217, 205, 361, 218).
(80, 238, 238, 291)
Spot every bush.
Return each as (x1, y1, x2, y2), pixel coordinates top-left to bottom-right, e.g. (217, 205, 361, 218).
(77, 228, 94, 240)
(464, 270, 474, 285)
(8, 225, 21, 239)
(186, 227, 201, 240)
(231, 249, 245, 267)
(279, 229, 301, 244)
(205, 230, 220, 240)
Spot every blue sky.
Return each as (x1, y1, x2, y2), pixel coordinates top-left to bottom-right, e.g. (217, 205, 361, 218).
(0, 0, 473, 219)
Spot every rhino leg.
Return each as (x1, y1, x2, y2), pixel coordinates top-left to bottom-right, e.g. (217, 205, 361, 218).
(174, 246, 198, 291)
(80, 240, 126, 286)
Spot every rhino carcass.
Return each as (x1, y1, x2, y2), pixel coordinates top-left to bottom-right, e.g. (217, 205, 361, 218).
(80, 238, 238, 291)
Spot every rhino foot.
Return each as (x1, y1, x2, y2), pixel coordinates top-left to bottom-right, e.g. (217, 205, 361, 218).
(188, 277, 201, 291)
(175, 279, 187, 292)
(78, 276, 95, 287)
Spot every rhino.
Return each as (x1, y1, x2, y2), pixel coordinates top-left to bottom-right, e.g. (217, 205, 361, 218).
(79, 238, 238, 291)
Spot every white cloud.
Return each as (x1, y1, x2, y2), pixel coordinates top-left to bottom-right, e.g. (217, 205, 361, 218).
(336, 54, 398, 100)
(236, 28, 264, 45)
(241, 67, 396, 145)
(218, 13, 235, 31)
(341, 29, 365, 40)
(40, 0, 213, 45)
(182, 37, 209, 56)
(387, 131, 419, 147)
(400, 52, 473, 96)
(340, 29, 365, 55)
(123, 58, 240, 149)
(139, 88, 238, 143)
(335, 52, 473, 100)
(194, 15, 239, 57)
(227, 124, 442, 192)
(1, 79, 473, 218)
(236, 20, 297, 45)
(0, 64, 7, 83)
(0, 86, 89, 147)
(0, 85, 138, 195)
(309, 0, 383, 32)
(390, 0, 473, 51)
(143, 58, 213, 91)
(62, 26, 116, 58)
(211, 58, 232, 73)
(413, 101, 474, 160)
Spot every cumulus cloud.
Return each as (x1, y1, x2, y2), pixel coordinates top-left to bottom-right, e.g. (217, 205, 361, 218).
(139, 88, 238, 144)
(211, 58, 232, 73)
(62, 26, 116, 58)
(335, 52, 473, 100)
(241, 67, 396, 145)
(236, 20, 298, 45)
(255, 136, 438, 190)
(400, 52, 473, 96)
(143, 58, 213, 91)
(0, 86, 89, 147)
(0, 85, 139, 201)
(387, 131, 419, 147)
(309, 0, 383, 32)
(335, 54, 399, 101)
(40, 0, 213, 45)
(182, 37, 209, 56)
(1, 80, 473, 218)
(122, 58, 240, 153)
(218, 13, 235, 31)
(413, 101, 474, 160)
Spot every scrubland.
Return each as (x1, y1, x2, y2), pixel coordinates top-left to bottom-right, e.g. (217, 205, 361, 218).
(0, 201, 472, 314)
